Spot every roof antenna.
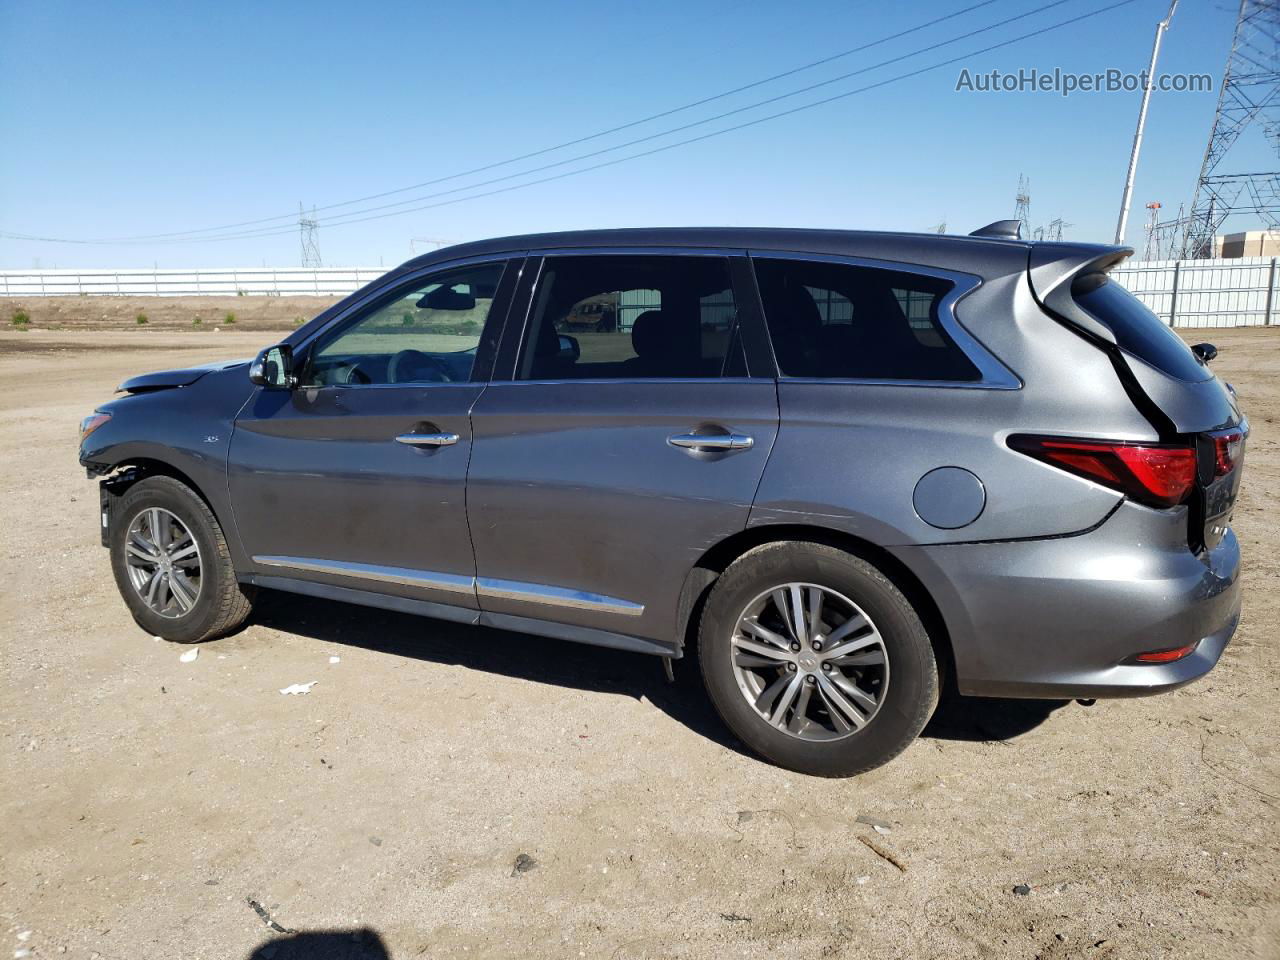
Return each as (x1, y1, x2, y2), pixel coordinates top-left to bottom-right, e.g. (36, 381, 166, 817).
(968, 219, 1022, 240)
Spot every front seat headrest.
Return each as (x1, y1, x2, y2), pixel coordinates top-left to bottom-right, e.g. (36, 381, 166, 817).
(630, 310, 667, 357)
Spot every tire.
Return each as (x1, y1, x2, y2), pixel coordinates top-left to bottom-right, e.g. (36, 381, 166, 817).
(698, 541, 938, 777)
(109, 476, 253, 643)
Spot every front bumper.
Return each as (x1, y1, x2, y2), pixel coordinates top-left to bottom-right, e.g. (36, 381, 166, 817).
(892, 501, 1242, 699)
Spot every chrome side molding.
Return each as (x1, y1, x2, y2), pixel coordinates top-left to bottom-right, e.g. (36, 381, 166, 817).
(253, 556, 474, 594)
(252, 557, 645, 617)
(476, 577, 645, 617)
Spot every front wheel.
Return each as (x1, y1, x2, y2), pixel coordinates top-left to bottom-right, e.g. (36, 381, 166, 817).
(109, 476, 253, 643)
(698, 541, 939, 777)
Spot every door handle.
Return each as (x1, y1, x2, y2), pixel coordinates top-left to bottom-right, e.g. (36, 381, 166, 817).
(667, 433, 754, 451)
(396, 432, 459, 447)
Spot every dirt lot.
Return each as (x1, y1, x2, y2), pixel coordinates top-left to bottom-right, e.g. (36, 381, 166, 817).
(1, 321, 1278, 960)
(3, 295, 341, 334)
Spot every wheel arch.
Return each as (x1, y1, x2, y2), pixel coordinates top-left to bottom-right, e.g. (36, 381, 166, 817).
(98, 455, 243, 565)
(674, 523, 955, 686)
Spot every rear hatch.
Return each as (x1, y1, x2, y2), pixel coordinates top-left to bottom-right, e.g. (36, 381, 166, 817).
(1028, 244, 1246, 550)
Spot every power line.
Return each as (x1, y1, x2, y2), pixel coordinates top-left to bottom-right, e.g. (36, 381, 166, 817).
(3, 0, 1136, 247)
(8, 1, 1004, 244)
(136, 0, 1139, 246)
(247, 0, 1079, 234)
(2, 1, 1007, 245)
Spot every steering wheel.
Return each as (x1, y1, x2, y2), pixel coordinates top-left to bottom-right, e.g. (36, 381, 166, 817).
(333, 362, 371, 385)
(388, 349, 453, 384)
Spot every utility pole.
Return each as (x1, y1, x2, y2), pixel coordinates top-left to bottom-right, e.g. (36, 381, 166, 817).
(1114, 0, 1179, 245)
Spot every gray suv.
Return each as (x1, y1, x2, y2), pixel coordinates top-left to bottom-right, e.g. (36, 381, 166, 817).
(78, 226, 1245, 776)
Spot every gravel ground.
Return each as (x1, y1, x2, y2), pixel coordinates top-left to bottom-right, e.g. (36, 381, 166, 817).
(1, 325, 1277, 960)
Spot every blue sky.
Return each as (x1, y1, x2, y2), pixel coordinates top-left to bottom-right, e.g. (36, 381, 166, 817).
(0, 0, 1263, 268)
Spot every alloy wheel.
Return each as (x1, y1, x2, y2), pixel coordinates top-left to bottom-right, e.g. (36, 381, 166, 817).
(729, 582, 889, 741)
(123, 507, 203, 619)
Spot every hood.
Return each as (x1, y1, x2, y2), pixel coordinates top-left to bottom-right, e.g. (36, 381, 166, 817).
(118, 359, 248, 394)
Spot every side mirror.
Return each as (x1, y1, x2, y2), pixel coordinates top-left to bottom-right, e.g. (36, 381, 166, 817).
(557, 334, 580, 362)
(1191, 342, 1218, 364)
(249, 343, 296, 388)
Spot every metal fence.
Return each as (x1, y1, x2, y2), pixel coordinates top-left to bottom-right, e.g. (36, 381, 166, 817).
(0, 266, 383, 297)
(3, 258, 1280, 327)
(1108, 256, 1276, 328)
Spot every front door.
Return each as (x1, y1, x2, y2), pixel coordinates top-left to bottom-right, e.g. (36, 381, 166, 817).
(228, 258, 516, 611)
(467, 252, 779, 647)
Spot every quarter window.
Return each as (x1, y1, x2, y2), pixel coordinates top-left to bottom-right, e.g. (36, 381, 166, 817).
(753, 258, 980, 381)
(302, 263, 505, 386)
(517, 255, 742, 380)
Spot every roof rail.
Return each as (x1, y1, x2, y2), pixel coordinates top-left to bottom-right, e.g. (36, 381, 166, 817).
(969, 219, 1022, 240)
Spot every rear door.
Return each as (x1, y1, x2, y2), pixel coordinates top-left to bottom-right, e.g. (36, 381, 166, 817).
(228, 257, 518, 611)
(466, 250, 779, 647)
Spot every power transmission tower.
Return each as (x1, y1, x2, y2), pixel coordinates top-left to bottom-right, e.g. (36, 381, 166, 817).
(1013, 175, 1032, 240)
(1182, 0, 1280, 257)
(1148, 202, 1191, 259)
(298, 202, 322, 267)
(1046, 218, 1071, 242)
(410, 237, 448, 256)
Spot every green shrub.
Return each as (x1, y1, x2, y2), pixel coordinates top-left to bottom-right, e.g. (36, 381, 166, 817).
(135, 312, 148, 325)
(12, 309, 30, 327)
(294, 316, 305, 326)
(193, 316, 203, 326)
(402, 311, 414, 326)
(224, 311, 236, 325)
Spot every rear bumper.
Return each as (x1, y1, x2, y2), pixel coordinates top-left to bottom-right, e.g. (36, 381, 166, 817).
(892, 502, 1242, 699)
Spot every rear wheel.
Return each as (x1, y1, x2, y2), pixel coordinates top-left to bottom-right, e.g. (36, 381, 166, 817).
(698, 541, 938, 776)
(109, 476, 253, 643)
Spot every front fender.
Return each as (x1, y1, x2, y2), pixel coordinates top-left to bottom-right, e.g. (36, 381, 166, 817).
(79, 367, 256, 571)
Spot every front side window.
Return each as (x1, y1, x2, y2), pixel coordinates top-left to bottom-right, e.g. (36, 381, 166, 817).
(302, 262, 505, 386)
(517, 255, 741, 380)
(754, 258, 980, 381)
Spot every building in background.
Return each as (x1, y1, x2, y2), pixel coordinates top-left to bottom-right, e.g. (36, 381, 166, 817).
(1214, 230, 1280, 258)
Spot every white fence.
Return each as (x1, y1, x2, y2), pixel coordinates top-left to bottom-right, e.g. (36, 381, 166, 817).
(2, 258, 1279, 328)
(1111, 257, 1277, 328)
(0, 266, 383, 297)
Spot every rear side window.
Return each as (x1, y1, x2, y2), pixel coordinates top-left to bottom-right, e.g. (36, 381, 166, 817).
(517, 255, 742, 380)
(1073, 274, 1211, 382)
(753, 258, 980, 381)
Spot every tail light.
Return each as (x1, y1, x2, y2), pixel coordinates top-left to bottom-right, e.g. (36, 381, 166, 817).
(1008, 434, 1197, 508)
(1210, 428, 1244, 478)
